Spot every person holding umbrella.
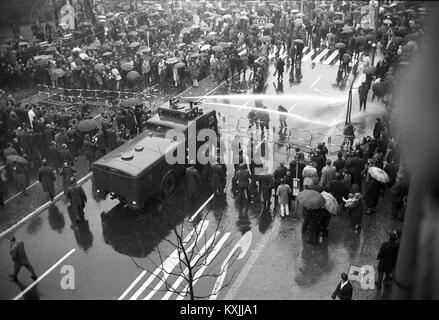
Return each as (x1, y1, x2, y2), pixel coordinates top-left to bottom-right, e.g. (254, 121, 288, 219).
(363, 160, 383, 215)
(7, 155, 28, 196)
(38, 158, 56, 201)
(66, 177, 88, 223)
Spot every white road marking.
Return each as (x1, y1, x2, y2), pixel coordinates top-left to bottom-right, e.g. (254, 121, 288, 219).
(118, 270, 148, 300)
(312, 48, 329, 63)
(5, 181, 39, 204)
(127, 221, 209, 300)
(310, 75, 322, 89)
(313, 88, 331, 96)
(302, 48, 314, 62)
(189, 193, 214, 222)
(13, 249, 76, 300)
(161, 231, 219, 300)
(0, 172, 93, 240)
(324, 50, 339, 65)
(176, 232, 231, 300)
(288, 104, 297, 113)
(210, 231, 253, 300)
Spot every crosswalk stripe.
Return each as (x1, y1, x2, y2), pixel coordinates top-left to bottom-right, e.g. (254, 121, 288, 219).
(323, 50, 339, 65)
(176, 232, 231, 300)
(161, 232, 219, 300)
(126, 221, 210, 300)
(312, 48, 329, 63)
(302, 48, 314, 62)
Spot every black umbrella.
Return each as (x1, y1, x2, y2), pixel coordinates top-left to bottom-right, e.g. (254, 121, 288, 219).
(78, 119, 98, 132)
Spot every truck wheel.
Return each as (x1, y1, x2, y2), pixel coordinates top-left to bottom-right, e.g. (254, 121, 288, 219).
(161, 170, 176, 200)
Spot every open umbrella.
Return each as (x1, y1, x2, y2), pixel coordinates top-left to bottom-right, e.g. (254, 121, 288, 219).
(52, 68, 65, 77)
(166, 57, 179, 64)
(294, 39, 304, 45)
(321, 191, 339, 216)
(128, 41, 140, 48)
(368, 167, 389, 183)
(121, 62, 134, 71)
(364, 34, 375, 41)
(383, 19, 392, 25)
(313, 8, 323, 15)
(295, 12, 305, 18)
(154, 52, 165, 57)
(265, 23, 274, 28)
(128, 31, 138, 37)
(200, 44, 211, 51)
(118, 32, 127, 37)
(126, 70, 140, 81)
(6, 155, 28, 165)
(294, 18, 303, 27)
(115, 40, 124, 46)
(342, 26, 354, 33)
(212, 45, 224, 52)
(217, 42, 231, 48)
(161, 30, 171, 37)
(94, 63, 105, 72)
(335, 42, 346, 49)
(102, 52, 112, 57)
(334, 20, 343, 25)
(174, 62, 185, 69)
(45, 46, 57, 53)
(77, 119, 98, 132)
(363, 66, 377, 75)
(190, 53, 200, 59)
(157, 19, 167, 26)
(34, 54, 53, 61)
(102, 44, 112, 51)
(297, 190, 325, 209)
(291, 9, 300, 14)
(138, 47, 150, 54)
(79, 53, 89, 60)
(72, 47, 81, 52)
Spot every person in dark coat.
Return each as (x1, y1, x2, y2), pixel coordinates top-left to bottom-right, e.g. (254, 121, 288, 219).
(210, 161, 226, 197)
(328, 172, 349, 205)
(59, 144, 74, 167)
(346, 151, 364, 191)
(66, 177, 87, 222)
(332, 272, 353, 300)
(185, 162, 201, 201)
(307, 207, 323, 244)
(358, 82, 368, 111)
(349, 193, 364, 233)
(373, 118, 384, 139)
(376, 231, 399, 290)
(364, 169, 381, 215)
(106, 125, 118, 150)
(47, 141, 62, 173)
(8, 236, 37, 281)
(235, 163, 251, 205)
(38, 159, 56, 201)
(333, 152, 346, 172)
(59, 162, 76, 194)
(259, 169, 275, 210)
(83, 134, 98, 170)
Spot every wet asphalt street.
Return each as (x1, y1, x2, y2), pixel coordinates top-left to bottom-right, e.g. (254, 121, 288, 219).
(0, 46, 396, 300)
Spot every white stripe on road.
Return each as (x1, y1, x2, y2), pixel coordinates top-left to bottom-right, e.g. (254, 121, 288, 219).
(161, 232, 219, 300)
(323, 50, 339, 65)
(189, 193, 214, 222)
(117, 270, 148, 300)
(312, 48, 329, 63)
(310, 75, 322, 89)
(288, 104, 297, 113)
(313, 88, 331, 96)
(126, 221, 209, 300)
(5, 181, 39, 204)
(176, 232, 231, 300)
(0, 172, 93, 240)
(13, 249, 76, 300)
(302, 48, 314, 62)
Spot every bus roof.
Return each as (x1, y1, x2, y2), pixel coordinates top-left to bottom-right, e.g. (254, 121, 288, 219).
(93, 133, 178, 177)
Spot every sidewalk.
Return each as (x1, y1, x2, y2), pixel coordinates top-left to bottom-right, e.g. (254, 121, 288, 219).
(225, 101, 401, 300)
